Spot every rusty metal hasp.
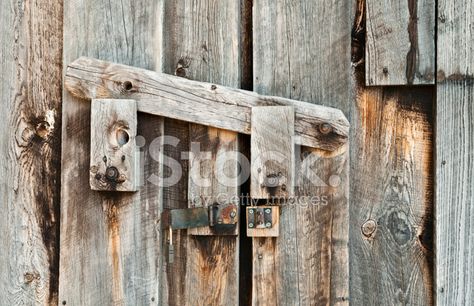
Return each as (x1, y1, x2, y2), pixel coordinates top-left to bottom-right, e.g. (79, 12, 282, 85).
(163, 203, 238, 235)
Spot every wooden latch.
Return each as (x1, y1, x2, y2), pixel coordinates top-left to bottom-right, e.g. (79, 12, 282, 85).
(64, 57, 349, 238)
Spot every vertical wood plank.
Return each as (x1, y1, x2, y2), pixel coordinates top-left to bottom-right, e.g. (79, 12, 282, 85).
(160, 0, 241, 304)
(187, 126, 239, 236)
(437, 0, 474, 81)
(352, 1, 434, 304)
(350, 86, 434, 305)
(251, 106, 294, 199)
(365, 0, 435, 85)
(252, 0, 351, 304)
(90, 99, 138, 192)
(0, 0, 62, 304)
(60, 0, 163, 304)
(436, 0, 474, 304)
(253, 0, 351, 112)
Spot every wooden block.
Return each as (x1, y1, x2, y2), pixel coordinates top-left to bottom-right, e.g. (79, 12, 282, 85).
(246, 206, 279, 237)
(366, 0, 435, 85)
(251, 106, 294, 199)
(89, 99, 138, 191)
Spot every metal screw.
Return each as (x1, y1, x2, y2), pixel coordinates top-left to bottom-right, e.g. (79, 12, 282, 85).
(258, 254, 263, 259)
(265, 208, 271, 214)
(217, 218, 223, 224)
(230, 211, 236, 218)
(265, 222, 272, 228)
(319, 123, 333, 135)
(248, 222, 254, 228)
(249, 209, 254, 214)
(105, 166, 120, 181)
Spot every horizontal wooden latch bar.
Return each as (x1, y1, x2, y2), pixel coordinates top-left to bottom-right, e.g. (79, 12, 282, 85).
(65, 57, 349, 151)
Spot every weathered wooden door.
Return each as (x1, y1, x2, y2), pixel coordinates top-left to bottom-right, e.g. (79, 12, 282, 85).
(59, 56, 349, 305)
(8, 0, 469, 304)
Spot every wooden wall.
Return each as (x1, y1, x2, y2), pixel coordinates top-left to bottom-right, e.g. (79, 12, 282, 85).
(0, 0, 62, 304)
(0, 0, 473, 305)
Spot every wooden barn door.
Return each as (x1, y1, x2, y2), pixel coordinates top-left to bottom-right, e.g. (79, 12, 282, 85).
(59, 0, 349, 305)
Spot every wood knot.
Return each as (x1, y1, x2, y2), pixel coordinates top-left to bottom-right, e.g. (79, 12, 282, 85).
(35, 121, 51, 139)
(175, 67, 186, 77)
(122, 81, 133, 91)
(24, 271, 40, 283)
(361, 219, 377, 238)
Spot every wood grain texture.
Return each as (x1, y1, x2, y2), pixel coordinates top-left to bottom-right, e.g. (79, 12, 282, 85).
(160, 118, 189, 306)
(436, 0, 474, 304)
(64, 57, 350, 151)
(187, 125, 240, 236)
(352, 1, 434, 304)
(436, 82, 474, 305)
(437, 0, 474, 81)
(366, 0, 435, 85)
(0, 0, 62, 304)
(160, 0, 240, 304)
(90, 99, 138, 191)
(350, 85, 434, 306)
(252, 146, 349, 305)
(59, 0, 163, 304)
(252, 0, 351, 304)
(253, 0, 351, 113)
(251, 107, 294, 199)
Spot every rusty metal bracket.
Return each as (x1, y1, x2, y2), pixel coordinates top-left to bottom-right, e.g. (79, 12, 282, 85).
(163, 203, 238, 235)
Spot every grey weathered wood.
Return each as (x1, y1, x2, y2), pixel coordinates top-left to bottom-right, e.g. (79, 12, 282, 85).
(90, 99, 138, 192)
(187, 125, 240, 236)
(0, 0, 62, 304)
(253, 0, 351, 113)
(160, 0, 240, 304)
(252, 0, 351, 304)
(250, 106, 294, 199)
(436, 82, 474, 305)
(436, 0, 474, 304)
(59, 0, 163, 304)
(64, 57, 350, 151)
(366, 0, 435, 85)
(437, 0, 474, 81)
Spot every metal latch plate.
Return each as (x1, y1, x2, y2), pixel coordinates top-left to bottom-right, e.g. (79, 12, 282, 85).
(246, 206, 279, 237)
